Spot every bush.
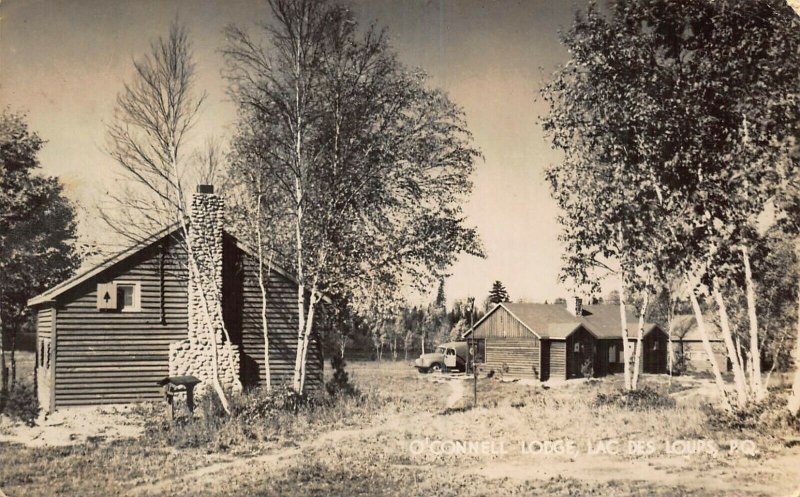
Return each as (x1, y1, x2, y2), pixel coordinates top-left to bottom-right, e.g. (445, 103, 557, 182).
(581, 358, 594, 379)
(704, 393, 800, 435)
(671, 349, 688, 376)
(1, 382, 40, 426)
(142, 378, 376, 453)
(325, 356, 359, 399)
(232, 384, 310, 419)
(594, 386, 676, 411)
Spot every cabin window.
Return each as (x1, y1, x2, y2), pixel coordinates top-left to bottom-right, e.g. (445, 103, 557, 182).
(574, 342, 580, 353)
(609, 344, 617, 363)
(116, 281, 141, 312)
(652, 340, 659, 351)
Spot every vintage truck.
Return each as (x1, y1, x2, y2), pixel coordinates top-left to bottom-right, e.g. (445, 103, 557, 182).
(414, 341, 469, 373)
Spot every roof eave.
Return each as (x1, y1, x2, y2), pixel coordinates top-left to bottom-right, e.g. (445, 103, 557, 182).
(26, 223, 181, 308)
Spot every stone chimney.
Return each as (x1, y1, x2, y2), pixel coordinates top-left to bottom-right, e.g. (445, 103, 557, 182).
(169, 185, 241, 392)
(566, 296, 583, 317)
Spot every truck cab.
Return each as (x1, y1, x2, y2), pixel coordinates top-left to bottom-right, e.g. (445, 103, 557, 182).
(414, 341, 468, 373)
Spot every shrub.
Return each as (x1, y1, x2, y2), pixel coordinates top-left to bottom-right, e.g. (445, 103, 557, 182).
(594, 386, 676, 411)
(325, 356, 359, 399)
(671, 349, 688, 376)
(232, 384, 310, 419)
(143, 381, 372, 452)
(2, 382, 39, 426)
(704, 393, 800, 435)
(581, 358, 594, 379)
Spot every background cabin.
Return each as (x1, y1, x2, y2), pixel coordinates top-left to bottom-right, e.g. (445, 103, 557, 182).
(670, 315, 728, 374)
(465, 298, 668, 381)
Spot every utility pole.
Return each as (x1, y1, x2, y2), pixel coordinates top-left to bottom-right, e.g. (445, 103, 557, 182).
(467, 297, 477, 407)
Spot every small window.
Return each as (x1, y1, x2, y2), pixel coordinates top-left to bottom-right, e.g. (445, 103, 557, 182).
(574, 342, 581, 353)
(652, 341, 659, 351)
(609, 344, 617, 363)
(116, 282, 141, 312)
(446, 349, 456, 356)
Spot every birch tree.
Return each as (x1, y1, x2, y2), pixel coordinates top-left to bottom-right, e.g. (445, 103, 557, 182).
(224, 0, 482, 393)
(542, 0, 799, 407)
(106, 20, 239, 412)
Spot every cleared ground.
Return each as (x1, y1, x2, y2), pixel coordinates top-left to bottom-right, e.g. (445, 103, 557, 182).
(1, 357, 799, 496)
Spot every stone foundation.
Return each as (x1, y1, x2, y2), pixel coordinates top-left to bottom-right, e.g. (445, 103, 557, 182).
(169, 186, 242, 394)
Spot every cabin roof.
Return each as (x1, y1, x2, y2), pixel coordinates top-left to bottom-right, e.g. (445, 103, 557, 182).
(670, 315, 723, 342)
(465, 302, 661, 340)
(27, 224, 308, 307)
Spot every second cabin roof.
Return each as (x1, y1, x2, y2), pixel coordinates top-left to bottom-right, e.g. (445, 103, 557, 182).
(466, 302, 662, 340)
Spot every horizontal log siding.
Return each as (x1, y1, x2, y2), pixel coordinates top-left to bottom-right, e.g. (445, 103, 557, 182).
(54, 237, 188, 406)
(227, 240, 323, 391)
(484, 337, 540, 378)
(472, 306, 535, 339)
(37, 307, 53, 338)
(549, 340, 566, 380)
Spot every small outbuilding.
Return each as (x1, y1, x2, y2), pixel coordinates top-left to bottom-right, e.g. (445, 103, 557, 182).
(464, 298, 668, 380)
(669, 315, 728, 374)
(28, 185, 323, 412)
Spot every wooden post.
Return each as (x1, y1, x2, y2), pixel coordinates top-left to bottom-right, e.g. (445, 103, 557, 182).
(186, 384, 196, 415)
(470, 300, 477, 407)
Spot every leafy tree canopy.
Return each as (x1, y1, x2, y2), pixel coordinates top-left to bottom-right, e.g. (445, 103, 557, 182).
(0, 108, 81, 331)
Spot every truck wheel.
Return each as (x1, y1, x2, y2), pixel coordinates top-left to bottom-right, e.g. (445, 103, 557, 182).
(429, 363, 442, 373)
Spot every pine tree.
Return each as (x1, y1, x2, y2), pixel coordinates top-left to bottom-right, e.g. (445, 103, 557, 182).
(488, 280, 510, 304)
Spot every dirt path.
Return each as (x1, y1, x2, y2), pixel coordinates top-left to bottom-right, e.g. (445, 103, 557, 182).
(463, 449, 800, 497)
(445, 377, 466, 408)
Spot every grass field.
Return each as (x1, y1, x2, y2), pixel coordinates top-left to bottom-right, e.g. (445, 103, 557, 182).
(1, 358, 799, 496)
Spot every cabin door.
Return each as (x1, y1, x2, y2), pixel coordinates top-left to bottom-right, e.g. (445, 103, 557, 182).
(643, 333, 666, 374)
(567, 329, 594, 379)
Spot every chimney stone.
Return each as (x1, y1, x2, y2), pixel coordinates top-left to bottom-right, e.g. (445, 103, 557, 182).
(169, 186, 241, 392)
(567, 296, 583, 317)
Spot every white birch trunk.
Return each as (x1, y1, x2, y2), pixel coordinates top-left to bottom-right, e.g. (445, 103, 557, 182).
(742, 246, 765, 400)
(298, 287, 317, 392)
(292, 185, 306, 392)
(255, 196, 272, 392)
(687, 278, 731, 411)
(619, 279, 632, 390)
(667, 315, 674, 384)
(713, 287, 749, 408)
(631, 291, 650, 390)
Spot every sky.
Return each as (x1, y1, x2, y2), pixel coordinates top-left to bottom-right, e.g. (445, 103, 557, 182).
(1, 0, 592, 306)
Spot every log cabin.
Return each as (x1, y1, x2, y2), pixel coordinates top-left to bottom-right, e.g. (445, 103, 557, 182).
(28, 185, 323, 412)
(464, 298, 668, 380)
(670, 315, 728, 374)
